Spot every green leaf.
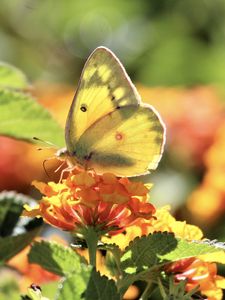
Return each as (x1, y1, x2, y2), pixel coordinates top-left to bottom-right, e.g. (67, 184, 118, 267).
(0, 191, 31, 237)
(41, 281, 58, 299)
(0, 89, 64, 146)
(28, 241, 81, 276)
(100, 243, 122, 278)
(0, 62, 29, 89)
(85, 269, 120, 300)
(0, 226, 41, 262)
(56, 267, 91, 300)
(121, 232, 224, 273)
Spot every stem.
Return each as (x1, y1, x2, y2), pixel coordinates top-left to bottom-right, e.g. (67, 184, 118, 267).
(157, 277, 167, 300)
(82, 226, 99, 267)
(113, 254, 123, 280)
(140, 281, 153, 300)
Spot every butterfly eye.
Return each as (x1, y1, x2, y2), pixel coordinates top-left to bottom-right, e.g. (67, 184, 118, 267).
(80, 104, 87, 112)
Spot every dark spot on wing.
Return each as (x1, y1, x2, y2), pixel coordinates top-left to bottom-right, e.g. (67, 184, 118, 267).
(107, 84, 116, 101)
(155, 135, 163, 145)
(151, 124, 163, 132)
(80, 70, 104, 89)
(80, 104, 87, 112)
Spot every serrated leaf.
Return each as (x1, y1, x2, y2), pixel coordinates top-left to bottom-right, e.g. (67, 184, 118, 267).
(0, 226, 41, 262)
(121, 232, 224, 273)
(85, 269, 120, 300)
(0, 89, 64, 146)
(161, 238, 225, 261)
(56, 267, 91, 300)
(0, 62, 29, 89)
(0, 191, 29, 237)
(28, 241, 81, 276)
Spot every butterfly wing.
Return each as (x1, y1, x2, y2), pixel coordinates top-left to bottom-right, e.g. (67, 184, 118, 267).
(65, 47, 141, 154)
(74, 104, 165, 177)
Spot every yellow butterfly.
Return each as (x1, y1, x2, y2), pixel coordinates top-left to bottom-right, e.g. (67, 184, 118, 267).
(58, 47, 166, 177)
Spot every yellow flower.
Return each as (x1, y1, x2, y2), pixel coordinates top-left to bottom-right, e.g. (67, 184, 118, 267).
(102, 206, 203, 250)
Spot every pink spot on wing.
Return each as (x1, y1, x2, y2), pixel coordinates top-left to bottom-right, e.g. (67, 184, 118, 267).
(115, 132, 123, 141)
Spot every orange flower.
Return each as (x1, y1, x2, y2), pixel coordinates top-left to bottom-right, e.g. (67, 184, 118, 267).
(102, 206, 202, 250)
(187, 120, 225, 225)
(102, 206, 225, 299)
(24, 167, 155, 235)
(165, 258, 225, 300)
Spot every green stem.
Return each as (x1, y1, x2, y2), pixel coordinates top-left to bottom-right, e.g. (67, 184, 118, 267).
(140, 281, 153, 300)
(82, 226, 99, 267)
(157, 277, 167, 300)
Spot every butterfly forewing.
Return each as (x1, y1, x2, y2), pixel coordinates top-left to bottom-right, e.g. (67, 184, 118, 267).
(65, 47, 140, 154)
(64, 46, 166, 177)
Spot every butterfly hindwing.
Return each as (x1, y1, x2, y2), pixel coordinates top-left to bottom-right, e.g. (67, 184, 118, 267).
(65, 47, 141, 154)
(74, 105, 165, 177)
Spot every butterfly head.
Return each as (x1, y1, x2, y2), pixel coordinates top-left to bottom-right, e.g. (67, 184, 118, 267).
(56, 147, 70, 160)
(56, 147, 81, 169)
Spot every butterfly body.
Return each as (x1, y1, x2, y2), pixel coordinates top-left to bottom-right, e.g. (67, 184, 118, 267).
(62, 47, 165, 177)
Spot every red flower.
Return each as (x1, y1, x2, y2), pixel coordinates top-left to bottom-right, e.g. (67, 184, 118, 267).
(165, 258, 225, 300)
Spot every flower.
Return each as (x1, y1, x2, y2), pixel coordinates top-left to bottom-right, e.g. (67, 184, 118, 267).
(102, 205, 225, 299)
(165, 258, 225, 300)
(102, 206, 203, 250)
(187, 121, 225, 225)
(23, 167, 155, 235)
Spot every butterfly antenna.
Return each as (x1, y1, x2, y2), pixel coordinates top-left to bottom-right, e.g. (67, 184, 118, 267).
(33, 137, 59, 149)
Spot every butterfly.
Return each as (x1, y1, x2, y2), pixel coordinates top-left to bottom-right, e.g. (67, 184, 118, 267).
(57, 47, 165, 177)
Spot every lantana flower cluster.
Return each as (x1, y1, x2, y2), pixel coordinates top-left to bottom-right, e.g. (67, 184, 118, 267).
(24, 167, 155, 235)
(24, 167, 225, 300)
(102, 206, 225, 300)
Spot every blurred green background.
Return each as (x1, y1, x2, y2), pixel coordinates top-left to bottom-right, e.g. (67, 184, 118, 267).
(1, 0, 225, 86)
(1, 1, 225, 299)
